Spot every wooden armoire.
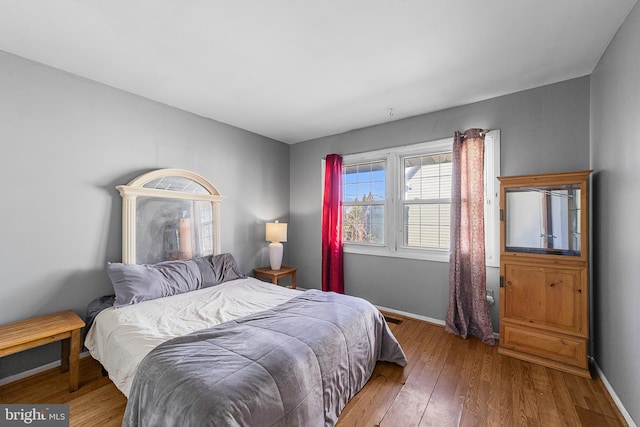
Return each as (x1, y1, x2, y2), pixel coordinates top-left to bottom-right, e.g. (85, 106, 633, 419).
(498, 170, 592, 378)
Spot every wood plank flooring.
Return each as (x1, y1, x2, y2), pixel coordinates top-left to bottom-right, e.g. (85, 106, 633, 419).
(0, 313, 628, 426)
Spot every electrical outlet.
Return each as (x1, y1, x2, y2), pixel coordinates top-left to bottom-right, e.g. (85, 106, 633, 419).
(486, 289, 495, 306)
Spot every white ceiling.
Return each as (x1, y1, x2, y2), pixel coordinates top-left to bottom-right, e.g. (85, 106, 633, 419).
(0, 1, 636, 144)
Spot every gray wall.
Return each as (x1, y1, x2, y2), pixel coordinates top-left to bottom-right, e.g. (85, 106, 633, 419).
(590, 1, 640, 423)
(0, 51, 290, 379)
(289, 76, 591, 332)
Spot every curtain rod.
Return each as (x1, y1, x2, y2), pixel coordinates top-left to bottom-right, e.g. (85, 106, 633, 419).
(460, 128, 495, 138)
(321, 129, 497, 159)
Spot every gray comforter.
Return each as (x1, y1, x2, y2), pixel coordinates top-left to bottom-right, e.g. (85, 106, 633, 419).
(123, 290, 407, 427)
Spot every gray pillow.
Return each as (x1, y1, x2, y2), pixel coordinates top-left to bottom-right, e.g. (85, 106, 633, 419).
(195, 253, 246, 288)
(108, 259, 202, 308)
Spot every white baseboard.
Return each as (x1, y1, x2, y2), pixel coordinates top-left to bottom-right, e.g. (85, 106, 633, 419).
(593, 361, 637, 427)
(0, 351, 91, 387)
(374, 304, 446, 327)
(374, 305, 501, 340)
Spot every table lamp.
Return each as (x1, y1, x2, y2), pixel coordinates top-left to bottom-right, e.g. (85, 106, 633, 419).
(266, 221, 287, 270)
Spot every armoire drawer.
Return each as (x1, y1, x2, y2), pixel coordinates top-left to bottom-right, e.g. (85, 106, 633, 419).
(501, 324, 587, 369)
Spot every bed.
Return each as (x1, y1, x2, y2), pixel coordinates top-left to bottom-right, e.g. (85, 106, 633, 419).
(85, 169, 407, 426)
(85, 272, 302, 397)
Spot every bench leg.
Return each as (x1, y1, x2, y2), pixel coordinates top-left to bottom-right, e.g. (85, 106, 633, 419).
(61, 338, 70, 372)
(69, 329, 81, 391)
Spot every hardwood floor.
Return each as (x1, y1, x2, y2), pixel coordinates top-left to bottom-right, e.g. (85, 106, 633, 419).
(0, 314, 627, 426)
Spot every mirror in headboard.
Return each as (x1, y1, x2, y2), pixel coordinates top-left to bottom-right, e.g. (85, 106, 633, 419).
(116, 169, 223, 264)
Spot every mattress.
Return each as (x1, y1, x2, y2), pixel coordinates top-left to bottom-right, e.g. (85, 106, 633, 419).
(84, 277, 300, 396)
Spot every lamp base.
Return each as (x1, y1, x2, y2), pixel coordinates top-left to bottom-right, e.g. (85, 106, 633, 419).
(268, 242, 283, 270)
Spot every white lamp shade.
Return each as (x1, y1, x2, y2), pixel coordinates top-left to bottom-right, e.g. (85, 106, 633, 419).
(266, 222, 287, 243)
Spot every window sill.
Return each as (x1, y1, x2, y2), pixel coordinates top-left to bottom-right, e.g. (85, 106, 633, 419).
(343, 244, 450, 263)
(343, 244, 499, 267)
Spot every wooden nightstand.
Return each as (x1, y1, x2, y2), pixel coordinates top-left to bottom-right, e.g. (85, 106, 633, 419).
(254, 266, 297, 289)
(0, 310, 85, 391)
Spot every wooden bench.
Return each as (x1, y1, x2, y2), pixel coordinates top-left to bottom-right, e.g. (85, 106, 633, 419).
(0, 310, 85, 391)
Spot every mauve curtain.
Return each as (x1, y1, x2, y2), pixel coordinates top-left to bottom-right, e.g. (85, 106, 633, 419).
(322, 154, 344, 293)
(445, 129, 495, 345)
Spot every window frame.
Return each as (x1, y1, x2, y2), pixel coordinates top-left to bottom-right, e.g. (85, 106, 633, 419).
(394, 138, 453, 261)
(325, 130, 500, 265)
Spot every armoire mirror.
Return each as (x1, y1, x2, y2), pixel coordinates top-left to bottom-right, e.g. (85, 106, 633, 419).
(499, 170, 590, 258)
(505, 184, 581, 255)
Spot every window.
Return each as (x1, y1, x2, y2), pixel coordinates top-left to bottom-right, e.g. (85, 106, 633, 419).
(402, 152, 452, 250)
(332, 130, 500, 265)
(342, 161, 386, 244)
